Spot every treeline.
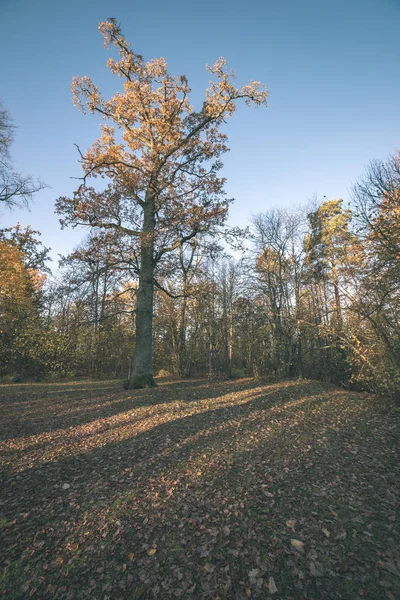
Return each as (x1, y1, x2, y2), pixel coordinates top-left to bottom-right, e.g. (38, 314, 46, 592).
(1, 152, 399, 402)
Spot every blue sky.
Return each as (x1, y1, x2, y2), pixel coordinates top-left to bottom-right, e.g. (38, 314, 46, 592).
(0, 0, 399, 265)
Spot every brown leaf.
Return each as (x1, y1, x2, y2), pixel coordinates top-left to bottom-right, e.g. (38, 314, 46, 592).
(377, 560, 385, 568)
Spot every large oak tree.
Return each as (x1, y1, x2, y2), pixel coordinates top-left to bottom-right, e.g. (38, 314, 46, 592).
(56, 19, 268, 388)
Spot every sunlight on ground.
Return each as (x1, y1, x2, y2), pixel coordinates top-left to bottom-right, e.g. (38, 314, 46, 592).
(2, 380, 360, 474)
(1, 379, 398, 600)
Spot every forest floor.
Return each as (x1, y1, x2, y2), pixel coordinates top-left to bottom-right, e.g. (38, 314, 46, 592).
(0, 377, 399, 600)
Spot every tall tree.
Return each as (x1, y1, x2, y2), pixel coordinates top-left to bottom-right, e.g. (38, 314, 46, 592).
(303, 199, 361, 383)
(253, 209, 304, 377)
(0, 229, 48, 377)
(56, 19, 268, 388)
(351, 152, 400, 400)
(352, 151, 400, 279)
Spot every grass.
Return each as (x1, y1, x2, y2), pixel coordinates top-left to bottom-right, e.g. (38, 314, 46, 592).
(0, 377, 399, 599)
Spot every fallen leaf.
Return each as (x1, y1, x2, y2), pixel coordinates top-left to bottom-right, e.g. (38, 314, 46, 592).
(377, 560, 385, 568)
(268, 576, 278, 594)
(62, 483, 70, 490)
(248, 568, 259, 579)
(286, 519, 296, 529)
(128, 552, 135, 561)
(148, 548, 156, 556)
(322, 528, 330, 538)
(291, 539, 305, 553)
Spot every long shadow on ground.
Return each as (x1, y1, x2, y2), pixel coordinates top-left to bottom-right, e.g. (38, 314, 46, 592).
(0, 378, 264, 440)
(0, 378, 398, 600)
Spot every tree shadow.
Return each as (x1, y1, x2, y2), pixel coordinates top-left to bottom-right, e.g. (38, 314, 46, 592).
(0, 380, 338, 518)
(0, 377, 308, 440)
(1, 379, 396, 599)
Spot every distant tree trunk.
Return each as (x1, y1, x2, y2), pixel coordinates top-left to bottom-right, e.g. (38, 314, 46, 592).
(178, 278, 188, 377)
(228, 313, 233, 376)
(130, 203, 156, 388)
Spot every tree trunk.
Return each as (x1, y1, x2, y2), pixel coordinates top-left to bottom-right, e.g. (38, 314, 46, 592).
(129, 202, 156, 388)
(177, 274, 188, 377)
(228, 312, 233, 377)
(178, 299, 187, 377)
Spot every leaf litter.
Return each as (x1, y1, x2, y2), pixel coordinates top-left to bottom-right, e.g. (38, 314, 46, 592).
(0, 377, 399, 599)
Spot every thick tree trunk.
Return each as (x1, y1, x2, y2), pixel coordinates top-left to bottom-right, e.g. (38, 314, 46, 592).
(129, 202, 156, 388)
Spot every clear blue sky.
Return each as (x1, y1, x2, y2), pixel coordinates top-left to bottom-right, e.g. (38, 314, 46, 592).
(1, 0, 399, 265)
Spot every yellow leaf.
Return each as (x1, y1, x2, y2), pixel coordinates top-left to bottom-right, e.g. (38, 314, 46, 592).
(148, 548, 157, 556)
(286, 519, 296, 529)
(322, 528, 330, 538)
(291, 539, 305, 553)
(128, 552, 135, 561)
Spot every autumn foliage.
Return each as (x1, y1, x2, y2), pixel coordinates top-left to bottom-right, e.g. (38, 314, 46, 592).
(0, 21, 398, 401)
(56, 19, 268, 388)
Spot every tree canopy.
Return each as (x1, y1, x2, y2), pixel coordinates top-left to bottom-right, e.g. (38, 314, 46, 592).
(56, 18, 268, 387)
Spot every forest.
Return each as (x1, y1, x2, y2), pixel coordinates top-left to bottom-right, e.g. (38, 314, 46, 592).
(0, 18, 399, 400)
(0, 14, 399, 600)
(2, 171, 400, 401)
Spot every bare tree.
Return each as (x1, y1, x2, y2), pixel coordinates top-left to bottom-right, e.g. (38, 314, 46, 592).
(0, 102, 46, 210)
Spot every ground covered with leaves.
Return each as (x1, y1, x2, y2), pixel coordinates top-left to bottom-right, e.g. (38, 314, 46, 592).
(0, 378, 399, 599)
